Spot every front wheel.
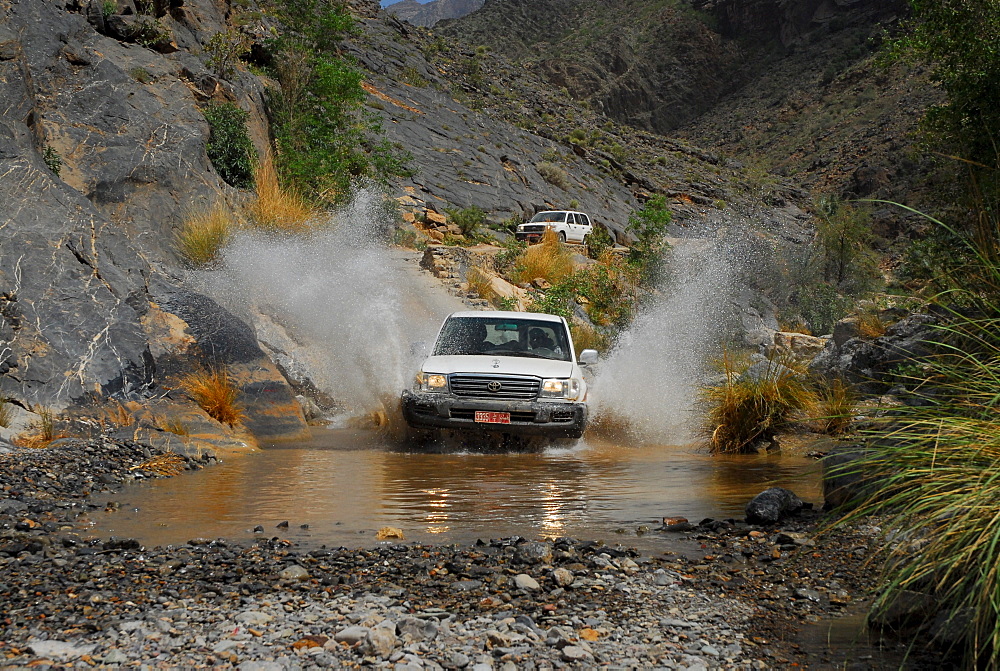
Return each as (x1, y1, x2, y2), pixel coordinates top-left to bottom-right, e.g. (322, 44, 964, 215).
(558, 231, 567, 243)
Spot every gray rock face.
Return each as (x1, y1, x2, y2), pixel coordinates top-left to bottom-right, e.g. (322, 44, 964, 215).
(386, 0, 484, 27)
(809, 312, 938, 393)
(0, 0, 306, 440)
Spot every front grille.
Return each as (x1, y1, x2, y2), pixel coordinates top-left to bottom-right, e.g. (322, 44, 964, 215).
(449, 374, 540, 400)
(450, 409, 537, 422)
(551, 411, 576, 422)
(522, 225, 545, 232)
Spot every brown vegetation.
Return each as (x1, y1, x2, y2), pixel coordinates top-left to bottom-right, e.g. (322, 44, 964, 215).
(246, 152, 317, 232)
(179, 366, 244, 427)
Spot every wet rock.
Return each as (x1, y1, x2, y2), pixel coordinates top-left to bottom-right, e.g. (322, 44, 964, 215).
(515, 541, 553, 565)
(745, 487, 805, 525)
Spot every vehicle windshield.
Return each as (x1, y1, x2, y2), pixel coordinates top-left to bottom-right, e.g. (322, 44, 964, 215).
(529, 212, 567, 223)
(433, 317, 571, 361)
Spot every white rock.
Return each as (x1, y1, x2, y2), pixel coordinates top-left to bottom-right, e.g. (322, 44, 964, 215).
(27, 640, 96, 661)
(513, 574, 539, 591)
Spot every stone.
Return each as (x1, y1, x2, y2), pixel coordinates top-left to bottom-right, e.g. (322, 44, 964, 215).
(278, 565, 309, 581)
(362, 626, 398, 658)
(334, 626, 370, 646)
(551, 568, 575, 588)
(376, 526, 405, 540)
(513, 573, 540, 591)
(745, 487, 805, 525)
(515, 541, 553, 565)
(561, 645, 594, 662)
(26, 640, 97, 660)
(235, 611, 273, 626)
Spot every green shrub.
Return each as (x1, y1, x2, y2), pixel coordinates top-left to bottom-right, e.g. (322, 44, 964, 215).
(626, 195, 672, 283)
(132, 17, 171, 48)
(101, 0, 116, 17)
(0, 398, 13, 428)
(444, 205, 486, 237)
(205, 29, 250, 80)
(267, 1, 410, 202)
(702, 356, 816, 454)
(537, 161, 570, 190)
(129, 67, 153, 83)
(203, 102, 257, 189)
(42, 146, 61, 176)
(176, 203, 234, 266)
(586, 223, 614, 260)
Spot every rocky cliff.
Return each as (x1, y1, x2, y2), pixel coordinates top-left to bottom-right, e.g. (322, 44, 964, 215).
(385, 0, 484, 27)
(0, 0, 306, 441)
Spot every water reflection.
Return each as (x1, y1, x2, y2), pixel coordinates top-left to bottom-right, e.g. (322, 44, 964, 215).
(89, 430, 822, 549)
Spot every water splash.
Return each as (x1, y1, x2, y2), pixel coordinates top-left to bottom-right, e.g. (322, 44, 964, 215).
(203, 188, 443, 421)
(590, 238, 736, 443)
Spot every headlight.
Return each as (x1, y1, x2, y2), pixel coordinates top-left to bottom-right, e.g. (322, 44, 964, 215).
(416, 372, 448, 392)
(540, 378, 581, 400)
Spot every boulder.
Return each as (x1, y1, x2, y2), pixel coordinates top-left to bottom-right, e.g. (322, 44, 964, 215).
(745, 487, 805, 525)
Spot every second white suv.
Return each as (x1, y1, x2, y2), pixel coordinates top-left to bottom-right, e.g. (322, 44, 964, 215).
(515, 210, 593, 244)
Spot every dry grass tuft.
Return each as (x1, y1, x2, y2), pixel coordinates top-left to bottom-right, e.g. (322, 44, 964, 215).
(246, 152, 316, 232)
(101, 400, 134, 429)
(702, 354, 817, 454)
(180, 366, 244, 427)
(0, 398, 13, 428)
(810, 377, 856, 435)
(570, 322, 606, 353)
(176, 202, 234, 266)
(13, 408, 63, 449)
(511, 229, 575, 285)
(856, 307, 889, 338)
(467, 265, 497, 303)
(158, 416, 190, 436)
(131, 452, 186, 476)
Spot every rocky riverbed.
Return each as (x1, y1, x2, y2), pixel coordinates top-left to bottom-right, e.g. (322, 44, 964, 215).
(1, 438, 944, 669)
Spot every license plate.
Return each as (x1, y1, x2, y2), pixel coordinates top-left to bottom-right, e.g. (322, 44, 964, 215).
(475, 411, 510, 424)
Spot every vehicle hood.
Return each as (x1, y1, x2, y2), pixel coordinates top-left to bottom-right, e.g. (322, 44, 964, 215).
(420, 355, 576, 378)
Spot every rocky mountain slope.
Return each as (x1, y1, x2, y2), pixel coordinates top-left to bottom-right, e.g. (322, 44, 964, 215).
(2, 0, 933, 441)
(441, 0, 939, 234)
(0, 0, 811, 436)
(385, 0, 484, 26)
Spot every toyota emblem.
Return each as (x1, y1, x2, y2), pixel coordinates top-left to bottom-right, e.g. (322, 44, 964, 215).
(487, 381, 502, 393)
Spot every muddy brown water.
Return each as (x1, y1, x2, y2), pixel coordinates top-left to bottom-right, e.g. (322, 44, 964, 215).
(87, 428, 821, 550)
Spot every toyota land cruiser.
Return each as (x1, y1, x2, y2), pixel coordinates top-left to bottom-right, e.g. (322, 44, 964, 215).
(401, 311, 598, 439)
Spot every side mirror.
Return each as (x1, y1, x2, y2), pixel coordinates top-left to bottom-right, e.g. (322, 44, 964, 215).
(578, 349, 598, 365)
(410, 341, 429, 357)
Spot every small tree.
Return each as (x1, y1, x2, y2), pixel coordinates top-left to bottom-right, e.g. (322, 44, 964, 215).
(626, 195, 672, 284)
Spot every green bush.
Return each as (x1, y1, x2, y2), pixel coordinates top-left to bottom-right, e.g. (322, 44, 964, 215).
(267, 0, 409, 202)
(205, 29, 250, 80)
(537, 161, 570, 190)
(42, 146, 61, 176)
(586, 223, 614, 259)
(625, 195, 672, 283)
(203, 103, 257, 189)
(445, 205, 485, 237)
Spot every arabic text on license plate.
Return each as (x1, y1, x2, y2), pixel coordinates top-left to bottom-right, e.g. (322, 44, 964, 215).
(475, 411, 510, 424)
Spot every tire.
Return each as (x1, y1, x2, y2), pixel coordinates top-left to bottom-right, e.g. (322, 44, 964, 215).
(558, 231, 567, 243)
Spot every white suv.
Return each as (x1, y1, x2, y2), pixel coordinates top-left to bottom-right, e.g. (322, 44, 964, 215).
(401, 311, 598, 439)
(515, 210, 593, 244)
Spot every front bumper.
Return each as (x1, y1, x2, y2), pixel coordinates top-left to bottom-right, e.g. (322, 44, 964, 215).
(514, 231, 544, 243)
(401, 390, 588, 439)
